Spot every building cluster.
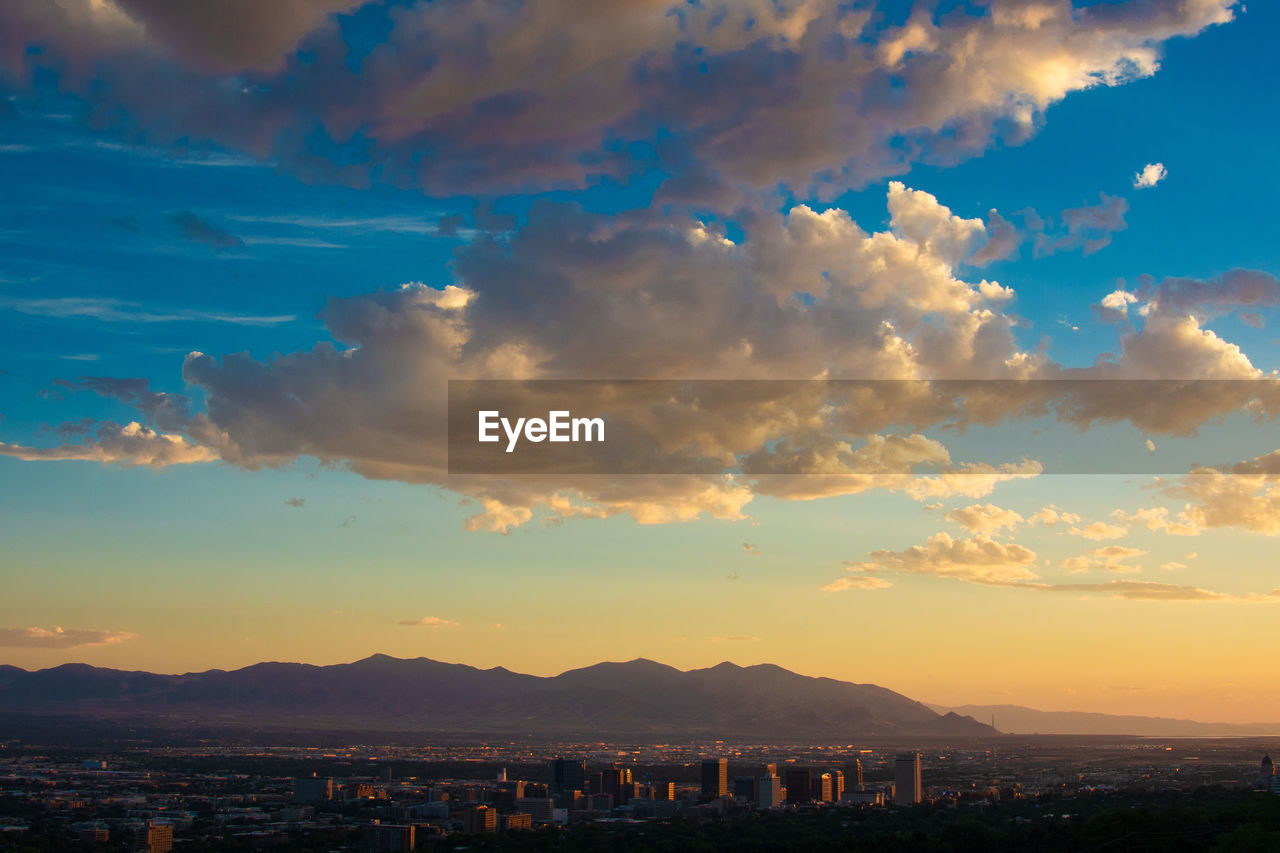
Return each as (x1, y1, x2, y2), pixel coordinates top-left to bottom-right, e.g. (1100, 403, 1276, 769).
(2, 745, 1274, 850)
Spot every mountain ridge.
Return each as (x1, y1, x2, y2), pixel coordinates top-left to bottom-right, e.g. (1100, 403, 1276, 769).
(0, 655, 988, 739)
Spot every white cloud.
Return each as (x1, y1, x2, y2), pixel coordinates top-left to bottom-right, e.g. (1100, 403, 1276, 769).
(1133, 162, 1168, 189)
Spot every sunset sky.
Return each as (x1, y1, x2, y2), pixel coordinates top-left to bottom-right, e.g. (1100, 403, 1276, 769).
(2, 0, 1279, 724)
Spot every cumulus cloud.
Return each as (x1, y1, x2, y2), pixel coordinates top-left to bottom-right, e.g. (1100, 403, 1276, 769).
(0, 422, 217, 467)
(0, 626, 138, 648)
(944, 503, 1024, 536)
(839, 532, 1039, 584)
(1067, 521, 1128, 541)
(827, 536, 1273, 601)
(1133, 162, 1168, 188)
(1028, 505, 1082, 527)
(1062, 545, 1147, 573)
(398, 616, 459, 628)
(0, 0, 1237, 200)
(8, 181, 1278, 532)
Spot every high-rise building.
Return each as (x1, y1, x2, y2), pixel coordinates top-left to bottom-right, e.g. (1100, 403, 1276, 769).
(132, 821, 173, 853)
(830, 769, 845, 802)
(733, 775, 757, 801)
(701, 758, 728, 800)
(757, 774, 783, 808)
(548, 758, 586, 796)
(812, 772, 833, 803)
(292, 776, 333, 805)
(894, 752, 922, 806)
(783, 767, 811, 804)
(845, 759, 864, 789)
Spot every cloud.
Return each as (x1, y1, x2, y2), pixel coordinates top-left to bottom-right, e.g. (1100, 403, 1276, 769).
(1027, 505, 1082, 527)
(944, 503, 1024, 536)
(839, 532, 1039, 584)
(0, 0, 1237, 200)
(707, 636, 759, 642)
(1035, 193, 1128, 256)
(0, 296, 294, 326)
(821, 575, 893, 592)
(283, 497, 305, 508)
(0, 626, 138, 648)
(1067, 521, 1128, 541)
(742, 542, 762, 556)
(170, 210, 244, 248)
(10, 182, 1279, 532)
(1062, 545, 1147, 573)
(827, 535, 1275, 602)
(1133, 162, 1168, 189)
(1030, 580, 1279, 602)
(0, 421, 217, 467)
(398, 616, 459, 628)
(1158, 461, 1280, 535)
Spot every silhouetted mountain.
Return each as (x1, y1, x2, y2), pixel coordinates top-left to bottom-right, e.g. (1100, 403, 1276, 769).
(927, 703, 1280, 737)
(0, 655, 992, 739)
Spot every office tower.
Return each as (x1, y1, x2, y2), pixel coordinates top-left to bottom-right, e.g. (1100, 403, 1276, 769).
(845, 759, 864, 789)
(653, 781, 675, 800)
(783, 767, 811, 803)
(812, 772, 833, 803)
(757, 774, 783, 808)
(548, 758, 586, 796)
(292, 776, 333, 805)
(132, 821, 173, 853)
(894, 752, 922, 805)
(830, 770, 845, 802)
(733, 775, 757, 801)
(701, 758, 728, 800)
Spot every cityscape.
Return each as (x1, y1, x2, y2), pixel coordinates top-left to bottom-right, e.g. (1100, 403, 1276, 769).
(4, 0, 1280, 849)
(3, 734, 1280, 851)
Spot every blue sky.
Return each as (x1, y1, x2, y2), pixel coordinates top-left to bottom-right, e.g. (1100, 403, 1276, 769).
(2, 0, 1279, 721)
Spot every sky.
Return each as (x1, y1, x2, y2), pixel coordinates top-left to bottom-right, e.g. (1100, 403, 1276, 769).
(2, 0, 1280, 724)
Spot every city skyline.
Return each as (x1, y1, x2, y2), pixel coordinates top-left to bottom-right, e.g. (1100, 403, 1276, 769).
(3, 0, 1280, 725)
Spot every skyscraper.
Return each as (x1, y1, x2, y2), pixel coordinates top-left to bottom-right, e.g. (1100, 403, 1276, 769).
(758, 773, 783, 808)
(548, 758, 586, 796)
(894, 752, 922, 806)
(783, 767, 811, 804)
(701, 758, 728, 800)
(845, 758, 864, 789)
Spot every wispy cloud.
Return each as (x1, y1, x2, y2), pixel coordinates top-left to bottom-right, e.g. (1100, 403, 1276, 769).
(0, 296, 294, 326)
(707, 635, 758, 642)
(170, 211, 243, 249)
(0, 626, 138, 648)
(398, 616, 460, 628)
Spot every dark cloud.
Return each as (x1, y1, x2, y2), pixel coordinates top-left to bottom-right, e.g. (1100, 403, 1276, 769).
(0, 0, 1237, 202)
(54, 375, 191, 431)
(170, 211, 244, 249)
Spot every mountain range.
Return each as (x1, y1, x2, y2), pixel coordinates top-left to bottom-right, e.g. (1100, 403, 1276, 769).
(0, 655, 991, 740)
(927, 703, 1280, 737)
